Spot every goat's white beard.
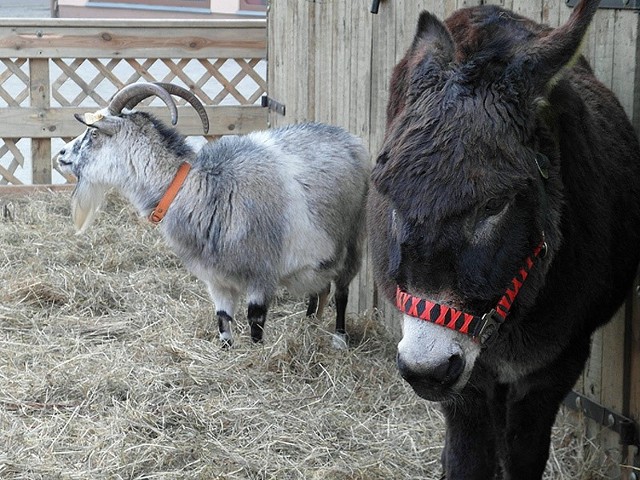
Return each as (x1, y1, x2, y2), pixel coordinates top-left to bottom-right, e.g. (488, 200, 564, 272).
(71, 180, 107, 234)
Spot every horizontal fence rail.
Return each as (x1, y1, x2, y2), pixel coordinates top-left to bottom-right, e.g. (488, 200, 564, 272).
(0, 19, 268, 186)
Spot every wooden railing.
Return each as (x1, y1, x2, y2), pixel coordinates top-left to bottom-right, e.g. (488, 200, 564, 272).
(0, 19, 267, 186)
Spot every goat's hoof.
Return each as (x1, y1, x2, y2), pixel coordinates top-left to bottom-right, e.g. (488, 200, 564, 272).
(250, 324, 264, 343)
(219, 332, 234, 349)
(331, 332, 348, 350)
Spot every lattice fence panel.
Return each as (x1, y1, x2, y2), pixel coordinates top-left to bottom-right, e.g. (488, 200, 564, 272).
(0, 58, 266, 185)
(0, 59, 29, 108)
(0, 138, 28, 185)
(50, 58, 267, 108)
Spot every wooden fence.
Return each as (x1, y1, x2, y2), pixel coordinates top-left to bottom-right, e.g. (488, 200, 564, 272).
(267, 1, 640, 478)
(0, 18, 267, 187)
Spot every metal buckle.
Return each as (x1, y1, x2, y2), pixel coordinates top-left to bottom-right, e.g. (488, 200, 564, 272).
(477, 309, 505, 347)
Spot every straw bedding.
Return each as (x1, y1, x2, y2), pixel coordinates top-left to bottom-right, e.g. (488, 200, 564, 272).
(0, 191, 610, 479)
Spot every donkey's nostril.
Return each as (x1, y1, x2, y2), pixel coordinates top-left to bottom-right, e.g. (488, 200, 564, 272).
(397, 352, 465, 387)
(445, 354, 464, 384)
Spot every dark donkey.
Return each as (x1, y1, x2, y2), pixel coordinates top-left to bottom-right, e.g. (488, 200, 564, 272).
(367, 0, 640, 478)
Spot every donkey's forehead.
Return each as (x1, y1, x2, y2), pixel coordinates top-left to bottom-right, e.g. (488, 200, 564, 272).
(379, 139, 535, 224)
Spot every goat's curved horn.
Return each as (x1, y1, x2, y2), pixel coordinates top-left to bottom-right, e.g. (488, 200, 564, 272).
(108, 83, 178, 125)
(150, 83, 209, 134)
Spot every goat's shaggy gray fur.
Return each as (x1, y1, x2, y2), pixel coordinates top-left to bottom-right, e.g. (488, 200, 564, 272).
(56, 85, 370, 347)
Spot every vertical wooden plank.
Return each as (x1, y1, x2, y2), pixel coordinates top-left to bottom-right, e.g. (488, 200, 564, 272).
(305, 2, 316, 123)
(558, 0, 573, 25)
(29, 58, 51, 184)
(589, 10, 616, 89)
(611, 10, 639, 123)
(266, 0, 277, 127)
(376, 0, 405, 331)
(349, 1, 371, 141)
(633, 24, 640, 137)
(268, 0, 311, 126)
(366, 0, 401, 337)
(352, 2, 375, 316)
(627, 276, 640, 477)
(344, 1, 369, 316)
(296, 1, 312, 123)
(457, 0, 482, 8)
(267, 0, 290, 128)
(423, 0, 446, 20)
(334, 0, 350, 130)
(583, 324, 603, 417)
(600, 306, 627, 475)
(541, 0, 562, 27)
(607, 17, 639, 476)
(512, 0, 544, 23)
(616, 17, 640, 474)
(313, 0, 326, 123)
(267, 0, 279, 127)
(484, 0, 513, 10)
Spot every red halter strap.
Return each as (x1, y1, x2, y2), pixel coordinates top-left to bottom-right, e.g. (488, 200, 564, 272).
(395, 239, 547, 346)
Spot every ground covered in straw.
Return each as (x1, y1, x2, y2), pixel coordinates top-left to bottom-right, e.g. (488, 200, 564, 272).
(0, 192, 611, 479)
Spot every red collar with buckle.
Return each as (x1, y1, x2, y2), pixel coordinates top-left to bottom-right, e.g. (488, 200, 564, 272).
(149, 162, 191, 224)
(395, 239, 547, 346)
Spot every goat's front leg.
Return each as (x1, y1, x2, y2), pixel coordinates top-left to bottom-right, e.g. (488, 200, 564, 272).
(205, 281, 239, 347)
(247, 302, 268, 343)
(247, 284, 275, 343)
(332, 282, 349, 349)
(306, 284, 331, 318)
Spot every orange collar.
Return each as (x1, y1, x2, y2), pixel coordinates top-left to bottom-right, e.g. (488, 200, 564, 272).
(148, 162, 191, 224)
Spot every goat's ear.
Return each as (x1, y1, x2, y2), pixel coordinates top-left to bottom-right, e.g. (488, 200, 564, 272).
(507, 0, 599, 93)
(74, 113, 118, 136)
(93, 118, 119, 136)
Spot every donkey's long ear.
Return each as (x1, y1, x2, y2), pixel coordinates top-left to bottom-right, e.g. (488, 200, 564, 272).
(386, 11, 454, 127)
(411, 11, 455, 62)
(511, 0, 600, 92)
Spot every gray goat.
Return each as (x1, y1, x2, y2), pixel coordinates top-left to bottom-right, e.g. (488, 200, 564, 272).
(56, 82, 370, 347)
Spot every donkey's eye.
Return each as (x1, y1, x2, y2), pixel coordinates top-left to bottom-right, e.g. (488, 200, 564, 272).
(483, 198, 508, 217)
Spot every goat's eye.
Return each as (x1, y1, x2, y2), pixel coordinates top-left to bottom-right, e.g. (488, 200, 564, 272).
(483, 198, 508, 217)
(90, 129, 99, 139)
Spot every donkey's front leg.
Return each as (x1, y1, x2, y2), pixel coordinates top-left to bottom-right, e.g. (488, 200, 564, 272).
(441, 390, 498, 479)
(502, 339, 590, 479)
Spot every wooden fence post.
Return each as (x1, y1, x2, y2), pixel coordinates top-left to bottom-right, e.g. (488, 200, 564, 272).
(29, 58, 52, 184)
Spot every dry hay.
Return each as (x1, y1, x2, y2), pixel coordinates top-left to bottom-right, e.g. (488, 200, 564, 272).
(0, 191, 615, 479)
